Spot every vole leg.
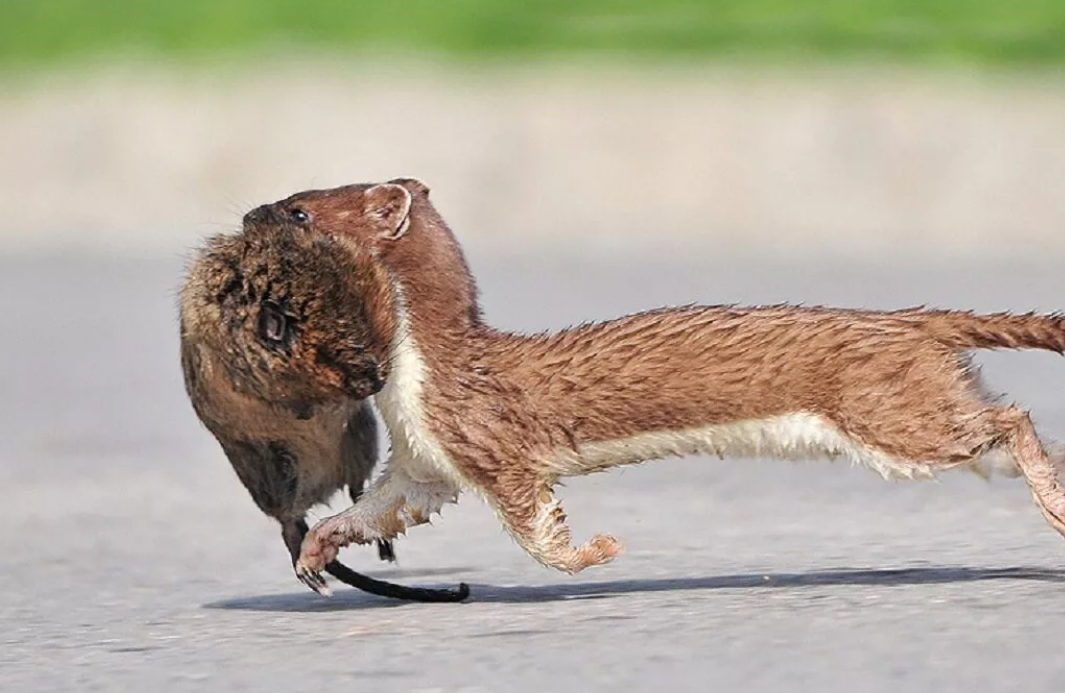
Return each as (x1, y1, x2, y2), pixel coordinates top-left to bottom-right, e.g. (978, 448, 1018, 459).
(999, 406, 1065, 536)
(295, 466, 457, 591)
(282, 518, 310, 565)
(492, 473, 621, 574)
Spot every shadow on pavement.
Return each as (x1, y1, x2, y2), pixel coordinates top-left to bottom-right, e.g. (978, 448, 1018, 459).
(204, 565, 1065, 612)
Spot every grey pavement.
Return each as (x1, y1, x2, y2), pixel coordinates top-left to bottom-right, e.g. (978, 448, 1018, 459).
(4, 247, 1065, 692)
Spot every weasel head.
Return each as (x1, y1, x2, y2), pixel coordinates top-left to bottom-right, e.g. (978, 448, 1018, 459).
(180, 222, 398, 420)
(250, 177, 482, 327)
(250, 178, 425, 248)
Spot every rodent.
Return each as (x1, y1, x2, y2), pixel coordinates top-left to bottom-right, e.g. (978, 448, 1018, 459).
(237, 178, 1065, 595)
(179, 216, 468, 601)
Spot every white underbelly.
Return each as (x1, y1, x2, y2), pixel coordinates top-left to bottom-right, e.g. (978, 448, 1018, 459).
(553, 412, 938, 480)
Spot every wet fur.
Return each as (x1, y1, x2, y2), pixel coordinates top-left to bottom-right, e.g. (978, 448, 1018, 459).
(231, 180, 1065, 585)
(180, 222, 470, 600)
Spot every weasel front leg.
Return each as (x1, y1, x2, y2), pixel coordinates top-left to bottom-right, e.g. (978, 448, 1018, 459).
(490, 472, 622, 574)
(295, 466, 457, 594)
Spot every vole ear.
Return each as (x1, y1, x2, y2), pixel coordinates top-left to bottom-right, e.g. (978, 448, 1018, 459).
(364, 184, 412, 240)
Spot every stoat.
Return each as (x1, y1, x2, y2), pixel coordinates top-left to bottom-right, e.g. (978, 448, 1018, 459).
(240, 179, 1065, 595)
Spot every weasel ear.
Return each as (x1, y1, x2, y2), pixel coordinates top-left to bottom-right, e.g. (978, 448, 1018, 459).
(364, 184, 413, 240)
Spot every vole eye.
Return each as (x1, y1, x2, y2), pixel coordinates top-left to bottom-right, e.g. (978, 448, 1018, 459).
(289, 208, 309, 224)
(258, 302, 289, 346)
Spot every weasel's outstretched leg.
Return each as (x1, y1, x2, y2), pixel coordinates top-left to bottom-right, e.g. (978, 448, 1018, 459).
(999, 407, 1065, 536)
(295, 467, 457, 594)
(282, 517, 468, 602)
(491, 474, 621, 573)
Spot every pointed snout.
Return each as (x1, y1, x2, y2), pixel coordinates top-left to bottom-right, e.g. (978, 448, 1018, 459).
(243, 204, 282, 228)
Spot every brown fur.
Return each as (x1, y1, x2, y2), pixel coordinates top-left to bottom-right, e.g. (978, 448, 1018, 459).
(239, 180, 1065, 586)
(179, 220, 399, 568)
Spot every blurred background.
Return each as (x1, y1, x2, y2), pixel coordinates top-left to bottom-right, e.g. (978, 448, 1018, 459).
(2, 0, 1064, 256)
(5, 3, 1065, 691)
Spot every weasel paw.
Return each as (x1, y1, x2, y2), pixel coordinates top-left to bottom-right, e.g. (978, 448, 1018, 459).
(294, 562, 331, 597)
(572, 534, 622, 572)
(294, 526, 341, 596)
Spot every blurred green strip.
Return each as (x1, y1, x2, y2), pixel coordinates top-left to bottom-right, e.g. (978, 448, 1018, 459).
(2, 0, 1065, 67)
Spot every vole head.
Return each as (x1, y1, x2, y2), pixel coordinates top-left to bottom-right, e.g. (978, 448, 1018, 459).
(180, 223, 397, 417)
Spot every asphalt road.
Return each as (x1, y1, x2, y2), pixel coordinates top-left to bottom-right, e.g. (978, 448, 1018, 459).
(5, 248, 1065, 692)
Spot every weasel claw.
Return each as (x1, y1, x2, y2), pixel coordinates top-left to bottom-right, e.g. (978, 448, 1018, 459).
(295, 564, 333, 597)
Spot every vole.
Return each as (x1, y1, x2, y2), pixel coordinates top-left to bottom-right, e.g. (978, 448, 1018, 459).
(179, 214, 468, 601)
(234, 178, 1065, 596)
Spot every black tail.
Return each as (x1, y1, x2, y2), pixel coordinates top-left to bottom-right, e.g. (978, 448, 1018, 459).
(282, 519, 468, 603)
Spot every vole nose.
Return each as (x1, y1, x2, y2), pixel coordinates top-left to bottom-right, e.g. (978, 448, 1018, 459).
(243, 205, 278, 227)
(361, 360, 385, 395)
(369, 368, 384, 394)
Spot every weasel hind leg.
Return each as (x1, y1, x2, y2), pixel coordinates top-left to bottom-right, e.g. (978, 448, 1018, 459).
(996, 406, 1065, 537)
(492, 475, 621, 573)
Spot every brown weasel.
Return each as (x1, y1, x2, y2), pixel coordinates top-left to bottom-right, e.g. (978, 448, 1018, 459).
(241, 179, 1065, 594)
(179, 217, 468, 601)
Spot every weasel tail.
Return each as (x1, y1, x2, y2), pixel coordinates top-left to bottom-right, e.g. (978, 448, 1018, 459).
(917, 310, 1065, 352)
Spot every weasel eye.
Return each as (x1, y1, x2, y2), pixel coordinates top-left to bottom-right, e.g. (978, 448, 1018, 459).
(289, 208, 309, 224)
(258, 303, 290, 346)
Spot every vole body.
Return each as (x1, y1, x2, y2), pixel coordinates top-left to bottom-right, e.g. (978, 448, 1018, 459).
(180, 218, 397, 568)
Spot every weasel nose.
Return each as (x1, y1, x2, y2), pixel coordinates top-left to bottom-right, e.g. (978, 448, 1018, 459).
(243, 205, 277, 227)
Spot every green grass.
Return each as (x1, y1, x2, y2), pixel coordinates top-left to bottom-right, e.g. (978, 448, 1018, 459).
(2, 0, 1065, 68)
